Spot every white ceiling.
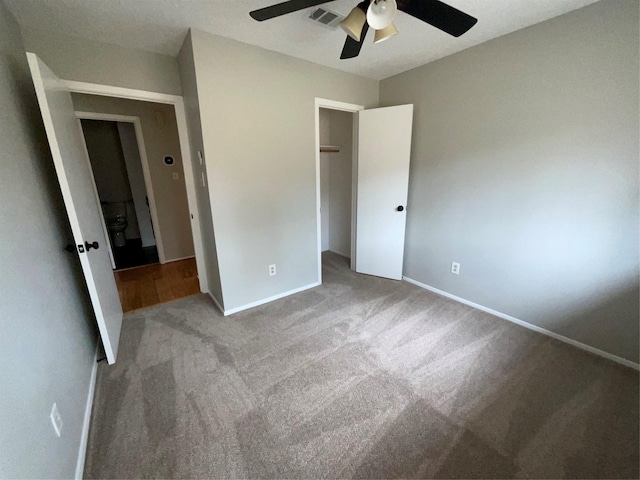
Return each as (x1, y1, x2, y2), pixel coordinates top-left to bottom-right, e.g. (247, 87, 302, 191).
(5, 0, 598, 80)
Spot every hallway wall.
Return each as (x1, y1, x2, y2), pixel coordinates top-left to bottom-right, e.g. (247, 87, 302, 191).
(72, 94, 195, 262)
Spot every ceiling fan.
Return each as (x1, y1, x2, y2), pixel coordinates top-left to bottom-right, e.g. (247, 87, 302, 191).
(249, 0, 477, 59)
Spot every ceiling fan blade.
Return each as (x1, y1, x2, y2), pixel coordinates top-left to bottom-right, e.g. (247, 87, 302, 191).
(250, 0, 335, 21)
(340, 23, 369, 59)
(399, 0, 477, 37)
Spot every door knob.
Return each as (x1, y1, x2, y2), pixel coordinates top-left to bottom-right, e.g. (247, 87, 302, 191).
(65, 244, 76, 253)
(85, 241, 99, 251)
(397, 205, 404, 212)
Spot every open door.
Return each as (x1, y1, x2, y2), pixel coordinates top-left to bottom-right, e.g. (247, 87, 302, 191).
(355, 104, 413, 280)
(27, 53, 123, 364)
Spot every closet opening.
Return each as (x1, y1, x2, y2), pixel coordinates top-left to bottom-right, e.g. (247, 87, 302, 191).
(319, 106, 356, 276)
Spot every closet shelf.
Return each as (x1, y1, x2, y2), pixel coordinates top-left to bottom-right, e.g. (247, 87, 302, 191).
(320, 145, 341, 153)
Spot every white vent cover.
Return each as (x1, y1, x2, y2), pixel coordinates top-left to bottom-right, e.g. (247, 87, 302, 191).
(305, 7, 345, 30)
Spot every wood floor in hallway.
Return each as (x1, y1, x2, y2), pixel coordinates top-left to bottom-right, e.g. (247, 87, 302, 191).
(114, 257, 200, 312)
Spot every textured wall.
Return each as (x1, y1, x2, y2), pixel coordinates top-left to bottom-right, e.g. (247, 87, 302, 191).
(191, 30, 379, 312)
(0, 2, 97, 477)
(21, 26, 181, 95)
(81, 119, 142, 240)
(380, 0, 639, 362)
(327, 109, 354, 258)
(319, 108, 354, 258)
(117, 122, 156, 247)
(177, 30, 223, 304)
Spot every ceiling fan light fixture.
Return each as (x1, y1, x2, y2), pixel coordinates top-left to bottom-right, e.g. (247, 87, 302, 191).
(340, 2, 369, 42)
(373, 22, 398, 44)
(366, 0, 397, 30)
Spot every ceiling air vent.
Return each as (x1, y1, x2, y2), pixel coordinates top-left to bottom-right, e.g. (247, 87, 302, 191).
(306, 7, 344, 30)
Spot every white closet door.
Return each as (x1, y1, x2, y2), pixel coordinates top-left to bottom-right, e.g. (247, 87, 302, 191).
(356, 104, 413, 280)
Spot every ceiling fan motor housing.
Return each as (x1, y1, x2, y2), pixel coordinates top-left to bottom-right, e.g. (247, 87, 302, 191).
(367, 0, 398, 30)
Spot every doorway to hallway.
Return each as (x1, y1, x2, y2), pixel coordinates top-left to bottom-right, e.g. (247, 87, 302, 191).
(114, 258, 200, 312)
(79, 118, 160, 270)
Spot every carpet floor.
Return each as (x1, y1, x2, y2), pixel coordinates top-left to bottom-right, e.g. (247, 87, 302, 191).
(85, 252, 639, 479)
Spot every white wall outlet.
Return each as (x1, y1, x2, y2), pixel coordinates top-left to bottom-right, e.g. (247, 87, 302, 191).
(172, 172, 179, 180)
(50, 402, 62, 437)
(451, 262, 460, 275)
(269, 264, 276, 276)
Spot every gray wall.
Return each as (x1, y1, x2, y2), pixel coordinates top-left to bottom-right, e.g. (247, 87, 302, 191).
(72, 94, 195, 262)
(327, 109, 353, 258)
(20, 26, 182, 95)
(0, 2, 97, 477)
(117, 122, 156, 247)
(82, 120, 131, 202)
(177, 31, 223, 305)
(319, 108, 354, 258)
(190, 30, 379, 312)
(81, 119, 141, 240)
(81, 120, 132, 203)
(380, 0, 639, 362)
(319, 109, 330, 251)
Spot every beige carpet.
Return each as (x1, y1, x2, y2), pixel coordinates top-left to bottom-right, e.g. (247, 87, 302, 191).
(85, 252, 639, 479)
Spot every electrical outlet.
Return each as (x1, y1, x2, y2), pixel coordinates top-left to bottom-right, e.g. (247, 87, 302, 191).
(269, 264, 276, 276)
(172, 172, 179, 180)
(451, 262, 460, 275)
(50, 403, 62, 437)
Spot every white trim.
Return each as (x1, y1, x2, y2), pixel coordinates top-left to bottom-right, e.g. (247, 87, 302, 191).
(328, 248, 350, 259)
(64, 80, 182, 104)
(223, 282, 321, 316)
(75, 347, 99, 480)
(403, 276, 640, 371)
(163, 255, 195, 263)
(207, 291, 225, 315)
(315, 98, 364, 284)
(66, 80, 208, 293)
(75, 112, 167, 264)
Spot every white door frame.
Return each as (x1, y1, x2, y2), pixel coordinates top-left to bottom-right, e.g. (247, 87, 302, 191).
(76, 112, 166, 265)
(66, 80, 208, 293)
(314, 98, 364, 284)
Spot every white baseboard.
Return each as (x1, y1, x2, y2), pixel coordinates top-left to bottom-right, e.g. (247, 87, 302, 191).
(75, 347, 99, 480)
(402, 276, 639, 371)
(223, 282, 321, 316)
(207, 291, 225, 315)
(328, 249, 350, 259)
(161, 255, 195, 264)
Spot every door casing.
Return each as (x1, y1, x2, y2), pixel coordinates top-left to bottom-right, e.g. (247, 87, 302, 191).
(65, 80, 209, 293)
